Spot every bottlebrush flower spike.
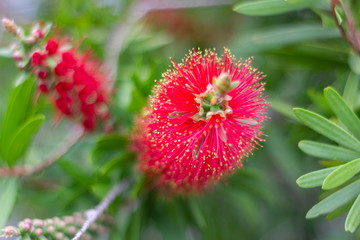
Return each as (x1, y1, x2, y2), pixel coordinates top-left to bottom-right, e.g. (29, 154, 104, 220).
(133, 48, 268, 194)
(30, 37, 112, 131)
(2, 19, 112, 132)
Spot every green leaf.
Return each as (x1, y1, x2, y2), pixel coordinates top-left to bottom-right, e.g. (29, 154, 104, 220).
(91, 134, 128, 165)
(313, 9, 337, 28)
(349, 53, 360, 75)
(99, 152, 133, 175)
(233, 0, 321, 16)
(306, 179, 360, 218)
(296, 167, 337, 188)
(343, 72, 359, 109)
(326, 200, 354, 221)
(345, 193, 360, 232)
(323, 158, 360, 190)
(58, 159, 93, 185)
(188, 198, 207, 229)
(0, 178, 18, 229)
(293, 108, 360, 151)
(299, 140, 360, 161)
(324, 87, 360, 140)
(0, 75, 35, 165)
(320, 160, 347, 168)
(3, 115, 45, 165)
(270, 97, 298, 121)
(233, 24, 340, 53)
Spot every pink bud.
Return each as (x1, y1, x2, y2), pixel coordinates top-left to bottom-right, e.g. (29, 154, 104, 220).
(35, 228, 43, 236)
(25, 36, 36, 45)
(33, 219, 43, 227)
(12, 50, 24, 61)
(46, 225, 55, 234)
(55, 232, 64, 239)
(32, 29, 44, 39)
(23, 223, 31, 231)
(24, 218, 32, 224)
(67, 226, 77, 235)
(2, 18, 17, 35)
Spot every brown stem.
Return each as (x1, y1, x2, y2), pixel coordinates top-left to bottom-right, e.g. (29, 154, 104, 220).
(0, 125, 84, 177)
(343, 3, 360, 53)
(331, 0, 360, 54)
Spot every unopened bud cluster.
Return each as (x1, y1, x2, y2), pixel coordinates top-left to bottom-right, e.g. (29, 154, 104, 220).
(2, 18, 49, 70)
(1, 212, 114, 240)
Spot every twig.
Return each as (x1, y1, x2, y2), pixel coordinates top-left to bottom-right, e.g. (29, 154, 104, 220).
(331, 0, 360, 53)
(71, 180, 130, 240)
(343, 3, 360, 53)
(105, 0, 234, 87)
(0, 125, 84, 177)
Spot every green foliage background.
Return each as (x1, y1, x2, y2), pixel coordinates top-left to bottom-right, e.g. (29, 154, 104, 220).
(0, 0, 359, 239)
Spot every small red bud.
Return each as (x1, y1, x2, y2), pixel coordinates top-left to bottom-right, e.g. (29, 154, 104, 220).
(46, 39, 59, 55)
(37, 70, 49, 80)
(31, 52, 47, 66)
(39, 84, 48, 93)
(83, 117, 95, 130)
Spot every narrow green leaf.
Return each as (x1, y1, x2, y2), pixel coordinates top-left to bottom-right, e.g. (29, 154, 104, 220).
(0, 75, 35, 164)
(320, 160, 347, 168)
(0, 178, 18, 229)
(233, 0, 320, 16)
(91, 134, 128, 165)
(58, 159, 93, 185)
(324, 87, 360, 140)
(349, 52, 360, 75)
(326, 200, 354, 221)
(296, 167, 337, 188)
(323, 159, 360, 190)
(345, 193, 360, 232)
(4, 115, 45, 165)
(334, 6, 344, 24)
(306, 179, 360, 218)
(293, 108, 360, 151)
(270, 98, 298, 121)
(233, 24, 340, 53)
(299, 140, 360, 161)
(343, 72, 359, 109)
(188, 198, 207, 228)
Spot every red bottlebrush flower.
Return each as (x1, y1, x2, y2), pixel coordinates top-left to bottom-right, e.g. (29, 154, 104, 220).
(45, 39, 59, 55)
(133, 49, 268, 194)
(4, 21, 112, 132)
(31, 52, 46, 66)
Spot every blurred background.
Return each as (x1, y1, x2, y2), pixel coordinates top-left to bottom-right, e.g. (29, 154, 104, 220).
(0, 0, 356, 239)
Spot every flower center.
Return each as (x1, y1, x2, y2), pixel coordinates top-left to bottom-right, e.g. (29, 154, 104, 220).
(192, 73, 237, 121)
